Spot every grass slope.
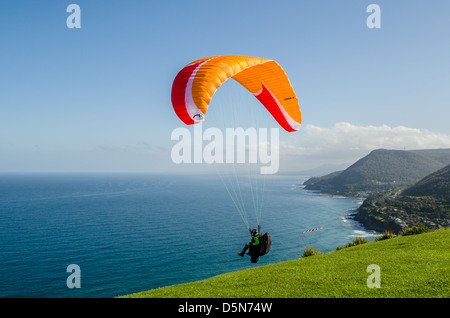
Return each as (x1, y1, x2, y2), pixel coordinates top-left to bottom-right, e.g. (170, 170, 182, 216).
(121, 229, 449, 298)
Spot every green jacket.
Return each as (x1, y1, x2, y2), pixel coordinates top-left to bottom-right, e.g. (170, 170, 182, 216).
(252, 233, 260, 245)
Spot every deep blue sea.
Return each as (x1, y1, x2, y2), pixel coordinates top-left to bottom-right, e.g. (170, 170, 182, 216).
(0, 173, 377, 298)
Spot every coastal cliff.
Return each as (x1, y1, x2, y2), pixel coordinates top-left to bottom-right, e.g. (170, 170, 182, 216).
(304, 148, 450, 233)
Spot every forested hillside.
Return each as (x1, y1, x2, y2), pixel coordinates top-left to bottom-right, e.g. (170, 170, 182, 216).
(304, 148, 450, 197)
(354, 164, 450, 233)
(402, 163, 450, 201)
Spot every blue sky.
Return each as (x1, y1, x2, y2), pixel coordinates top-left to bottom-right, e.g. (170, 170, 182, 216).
(1, 1, 450, 173)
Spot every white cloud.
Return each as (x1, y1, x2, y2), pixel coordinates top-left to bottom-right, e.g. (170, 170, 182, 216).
(280, 122, 450, 171)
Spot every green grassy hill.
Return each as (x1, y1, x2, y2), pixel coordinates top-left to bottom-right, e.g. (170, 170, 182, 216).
(120, 229, 449, 298)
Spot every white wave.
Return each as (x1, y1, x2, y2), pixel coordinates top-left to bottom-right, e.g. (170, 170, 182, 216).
(348, 229, 378, 238)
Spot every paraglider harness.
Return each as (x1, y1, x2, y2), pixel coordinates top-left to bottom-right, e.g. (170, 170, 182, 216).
(244, 227, 272, 263)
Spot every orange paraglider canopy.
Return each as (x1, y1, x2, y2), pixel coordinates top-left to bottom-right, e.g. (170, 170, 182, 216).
(171, 55, 302, 132)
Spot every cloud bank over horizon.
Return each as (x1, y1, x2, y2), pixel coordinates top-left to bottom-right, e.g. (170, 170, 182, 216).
(280, 122, 450, 172)
(3, 122, 450, 173)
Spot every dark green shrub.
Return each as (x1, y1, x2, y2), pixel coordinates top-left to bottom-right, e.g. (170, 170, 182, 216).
(400, 224, 430, 236)
(375, 231, 396, 241)
(336, 237, 368, 250)
(302, 247, 320, 258)
(346, 237, 368, 247)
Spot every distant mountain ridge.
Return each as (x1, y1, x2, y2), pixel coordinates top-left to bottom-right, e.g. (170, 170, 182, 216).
(304, 148, 450, 197)
(297, 163, 352, 177)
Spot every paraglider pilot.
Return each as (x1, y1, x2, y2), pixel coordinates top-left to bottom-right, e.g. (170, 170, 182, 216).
(238, 229, 259, 257)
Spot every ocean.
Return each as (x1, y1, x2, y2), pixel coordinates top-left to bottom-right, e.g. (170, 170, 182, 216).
(0, 173, 377, 298)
